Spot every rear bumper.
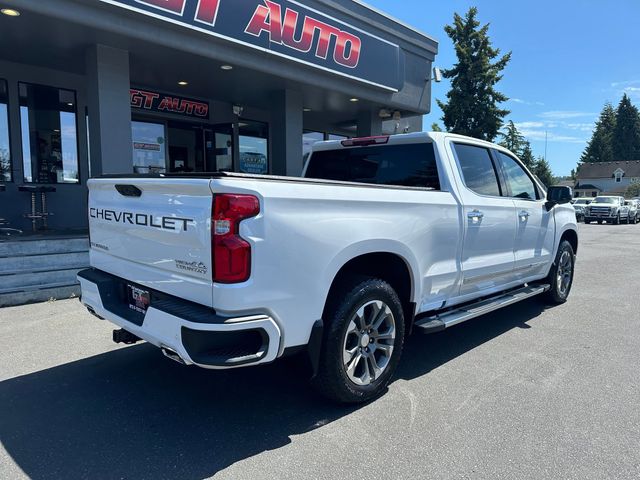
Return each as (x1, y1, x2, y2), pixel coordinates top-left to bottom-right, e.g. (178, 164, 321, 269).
(78, 268, 281, 369)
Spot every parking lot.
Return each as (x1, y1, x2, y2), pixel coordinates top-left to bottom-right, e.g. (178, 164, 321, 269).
(1, 223, 639, 480)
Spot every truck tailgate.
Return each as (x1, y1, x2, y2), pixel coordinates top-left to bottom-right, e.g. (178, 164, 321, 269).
(87, 178, 214, 307)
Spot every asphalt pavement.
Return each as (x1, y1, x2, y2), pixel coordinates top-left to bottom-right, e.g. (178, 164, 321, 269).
(1, 223, 639, 479)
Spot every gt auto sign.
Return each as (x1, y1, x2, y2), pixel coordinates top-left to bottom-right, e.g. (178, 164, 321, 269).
(130, 88, 209, 118)
(99, 0, 402, 90)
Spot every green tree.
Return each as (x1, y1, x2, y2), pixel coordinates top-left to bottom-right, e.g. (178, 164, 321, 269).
(431, 122, 443, 132)
(519, 141, 535, 169)
(581, 103, 616, 163)
(437, 7, 511, 142)
(499, 120, 525, 154)
(612, 94, 640, 161)
(533, 156, 555, 188)
(626, 183, 640, 198)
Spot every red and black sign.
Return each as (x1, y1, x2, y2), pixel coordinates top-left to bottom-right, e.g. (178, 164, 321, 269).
(130, 88, 209, 119)
(101, 0, 402, 91)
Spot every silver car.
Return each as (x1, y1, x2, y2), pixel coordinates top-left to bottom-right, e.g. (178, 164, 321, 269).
(625, 199, 639, 224)
(572, 198, 592, 222)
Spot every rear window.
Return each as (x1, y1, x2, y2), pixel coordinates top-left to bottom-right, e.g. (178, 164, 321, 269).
(305, 143, 440, 190)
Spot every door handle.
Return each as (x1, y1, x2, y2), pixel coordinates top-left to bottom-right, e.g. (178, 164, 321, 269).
(467, 210, 484, 223)
(519, 210, 530, 221)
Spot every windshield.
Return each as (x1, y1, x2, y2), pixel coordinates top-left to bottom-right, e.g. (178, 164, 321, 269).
(593, 197, 617, 204)
(574, 199, 590, 205)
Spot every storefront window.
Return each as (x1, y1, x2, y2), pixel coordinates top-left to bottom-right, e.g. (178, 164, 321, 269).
(239, 120, 268, 174)
(19, 83, 79, 184)
(303, 131, 324, 161)
(131, 121, 167, 174)
(0, 79, 10, 182)
(328, 133, 348, 141)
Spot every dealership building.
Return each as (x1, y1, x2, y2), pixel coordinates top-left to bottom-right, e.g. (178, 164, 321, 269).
(0, 0, 438, 232)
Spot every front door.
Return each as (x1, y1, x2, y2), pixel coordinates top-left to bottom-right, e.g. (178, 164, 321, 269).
(167, 123, 234, 174)
(450, 142, 517, 298)
(494, 151, 555, 280)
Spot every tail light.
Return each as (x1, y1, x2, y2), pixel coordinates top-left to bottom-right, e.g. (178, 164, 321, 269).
(212, 194, 260, 283)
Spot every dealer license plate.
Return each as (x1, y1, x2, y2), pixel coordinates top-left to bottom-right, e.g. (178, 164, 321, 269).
(127, 285, 150, 314)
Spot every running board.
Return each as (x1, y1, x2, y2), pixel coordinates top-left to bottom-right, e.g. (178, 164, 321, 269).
(415, 284, 550, 334)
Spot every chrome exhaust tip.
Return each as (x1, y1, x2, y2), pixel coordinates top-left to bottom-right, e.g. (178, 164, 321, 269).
(161, 346, 187, 365)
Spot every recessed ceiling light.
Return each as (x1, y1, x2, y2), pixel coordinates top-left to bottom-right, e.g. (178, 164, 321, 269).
(221, 65, 233, 71)
(350, 98, 359, 102)
(304, 108, 312, 112)
(1, 8, 20, 16)
(67, 102, 74, 106)
(178, 81, 188, 86)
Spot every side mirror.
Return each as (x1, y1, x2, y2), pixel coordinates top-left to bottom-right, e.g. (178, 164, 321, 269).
(545, 186, 573, 211)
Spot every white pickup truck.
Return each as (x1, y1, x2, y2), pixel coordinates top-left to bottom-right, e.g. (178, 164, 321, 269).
(79, 132, 578, 403)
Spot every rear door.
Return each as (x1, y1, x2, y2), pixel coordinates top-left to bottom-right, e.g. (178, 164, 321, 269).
(87, 178, 214, 306)
(450, 142, 517, 297)
(493, 151, 554, 280)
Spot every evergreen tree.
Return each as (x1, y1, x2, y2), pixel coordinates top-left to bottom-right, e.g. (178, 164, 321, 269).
(431, 122, 443, 132)
(533, 156, 555, 188)
(626, 183, 640, 198)
(612, 94, 640, 161)
(437, 7, 511, 142)
(581, 103, 616, 163)
(519, 141, 535, 169)
(499, 120, 525, 154)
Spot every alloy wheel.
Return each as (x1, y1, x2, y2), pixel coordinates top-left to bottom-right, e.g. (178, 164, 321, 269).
(342, 300, 396, 386)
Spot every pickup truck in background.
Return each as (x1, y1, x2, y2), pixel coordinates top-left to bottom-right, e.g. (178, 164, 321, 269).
(584, 196, 631, 224)
(78, 132, 578, 403)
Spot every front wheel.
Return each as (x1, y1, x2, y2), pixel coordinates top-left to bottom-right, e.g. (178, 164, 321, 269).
(543, 240, 576, 305)
(313, 277, 405, 404)
(614, 215, 620, 225)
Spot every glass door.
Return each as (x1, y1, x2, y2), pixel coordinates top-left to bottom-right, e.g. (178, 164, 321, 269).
(205, 125, 233, 172)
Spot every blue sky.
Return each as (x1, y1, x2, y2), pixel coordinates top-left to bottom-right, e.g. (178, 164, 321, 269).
(366, 0, 640, 176)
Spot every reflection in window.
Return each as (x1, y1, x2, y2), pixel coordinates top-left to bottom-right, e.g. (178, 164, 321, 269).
(131, 121, 166, 174)
(303, 131, 324, 163)
(0, 80, 10, 182)
(239, 120, 268, 174)
(454, 143, 500, 197)
(497, 152, 538, 200)
(19, 83, 79, 184)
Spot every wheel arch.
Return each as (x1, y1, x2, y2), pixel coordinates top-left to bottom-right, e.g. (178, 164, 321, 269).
(560, 228, 578, 255)
(323, 249, 418, 333)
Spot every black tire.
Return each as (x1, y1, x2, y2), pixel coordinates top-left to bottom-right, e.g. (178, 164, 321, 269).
(313, 276, 405, 404)
(614, 215, 620, 225)
(543, 240, 576, 305)
(598, 220, 603, 224)
(584, 218, 590, 224)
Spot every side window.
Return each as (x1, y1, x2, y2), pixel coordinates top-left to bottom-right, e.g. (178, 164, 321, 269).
(453, 143, 501, 196)
(496, 152, 538, 200)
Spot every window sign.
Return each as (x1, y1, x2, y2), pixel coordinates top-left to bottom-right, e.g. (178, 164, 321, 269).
(0, 79, 10, 182)
(19, 83, 79, 184)
(239, 120, 268, 174)
(131, 121, 166, 173)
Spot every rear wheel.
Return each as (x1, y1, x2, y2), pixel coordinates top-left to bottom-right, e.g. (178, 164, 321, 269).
(543, 240, 575, 305)
(313, 277, 405, 404)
